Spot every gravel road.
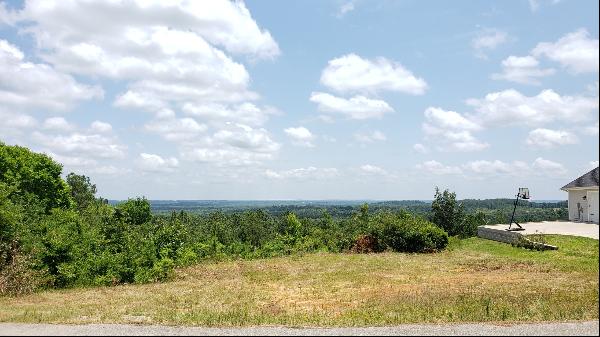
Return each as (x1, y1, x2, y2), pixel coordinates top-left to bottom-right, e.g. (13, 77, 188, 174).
(1, 321, 598, 336)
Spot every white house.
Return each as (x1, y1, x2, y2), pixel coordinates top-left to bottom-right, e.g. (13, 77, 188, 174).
(561, 167, 599, 223)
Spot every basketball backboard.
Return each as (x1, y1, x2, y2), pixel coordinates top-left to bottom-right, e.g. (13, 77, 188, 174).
(518, 187, 530, 200)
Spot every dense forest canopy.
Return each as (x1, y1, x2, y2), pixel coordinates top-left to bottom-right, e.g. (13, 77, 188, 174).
(140, 198, 567, 226)
(139, 198, 567, 217)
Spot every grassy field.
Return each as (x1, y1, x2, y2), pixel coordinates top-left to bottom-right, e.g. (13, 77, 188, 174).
(0, 235, 598, 327)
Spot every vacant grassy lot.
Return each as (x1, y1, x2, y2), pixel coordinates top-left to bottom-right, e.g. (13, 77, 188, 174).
(0, 235, 598, 327)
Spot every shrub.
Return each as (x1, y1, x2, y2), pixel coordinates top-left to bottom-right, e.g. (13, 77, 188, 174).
(116, 197, 152, 226)
(293, 235, 328, 254)
(285, 212, 304, 238)
(176, 246, 199, 267)
(260, 234, 295, 257)
(134, 254, 175, 284)
(31, 209, 82, 288)
(151, 217, 188, 260)
(191, 237, 226, 260)
(224, 241, 255, 258)
(0, 242, 48, 296)
(369, 212, 448, 253)
(351, 234, 379, 253)
(457, 211, 487, 238)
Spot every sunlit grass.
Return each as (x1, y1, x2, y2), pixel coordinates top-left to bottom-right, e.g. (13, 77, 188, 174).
(0, 235, 597, 327)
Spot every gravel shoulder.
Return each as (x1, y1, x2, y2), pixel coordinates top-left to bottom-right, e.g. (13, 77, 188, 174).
(1, 321, 598, 336)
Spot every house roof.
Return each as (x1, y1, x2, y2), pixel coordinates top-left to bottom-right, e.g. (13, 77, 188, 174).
(561, 167, 599, 190)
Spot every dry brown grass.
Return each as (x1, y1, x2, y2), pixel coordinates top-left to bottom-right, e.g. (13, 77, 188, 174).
(0, 236, 597, 326)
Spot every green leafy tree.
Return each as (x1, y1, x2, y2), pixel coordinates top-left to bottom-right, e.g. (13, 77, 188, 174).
(66, 173, 97, 212)
(358, 203, 369, 223)
(0, 183, 21, 266)
(285, 212, 303, 238)
(458, 210, 487, 238)
(237, 210, 275, 247)
(116, 197, 152, 226)
(431, 187, 465, 236)
(318, 210, 333, 229)
(0, 142, 72, 211)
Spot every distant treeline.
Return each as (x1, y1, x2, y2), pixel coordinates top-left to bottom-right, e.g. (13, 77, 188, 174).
(142, 198, 568, 223)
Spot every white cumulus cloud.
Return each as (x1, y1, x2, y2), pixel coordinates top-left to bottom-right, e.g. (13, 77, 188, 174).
(532, 157, 568, 175)
(413, 143, 429, 154)
(354, 130, 386, 144)
(359, 164, 388, 175)
(137, 153, 179, 173)
(422, 107, 488, 152)
(310, 92, 394, 120)
(419, 158, 566, 178)
(284, 126, 316, 147)
(90, 121, 113, 133)
(145, 117, 208, 142)
(526, 128, 579, 148)
(180, 124, 280, 166)
(31, 131, 126, 160)
(4, 0, 282, 170)
(466, 89, 598, 127)
(42, 117, 75, 132)
(0, 39, 103, 112)
(337, 1, 355, 17)
(491, 55, 555, 85)
(417, 160, 462, 175)
(462, 160, 530, 176)
(532, 29, 598, 73)
(320, 53, 427, 95)
(265, 167, 339, 180)
(182, 102, 276, 127)
(472, 28, 508, 58)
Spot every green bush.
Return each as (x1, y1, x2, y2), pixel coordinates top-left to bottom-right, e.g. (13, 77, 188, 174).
(368, 211, 449, 253)
(134, 253, 175, 283)
(457, 211, 487, 238)
(116, 197, 152, 226)
(0, 242, 48, 296)
(176, 246, 199, 267)
(260, 235, 295, 257)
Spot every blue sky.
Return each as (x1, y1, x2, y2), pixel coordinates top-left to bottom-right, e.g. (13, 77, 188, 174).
(0, 0, 598, 200)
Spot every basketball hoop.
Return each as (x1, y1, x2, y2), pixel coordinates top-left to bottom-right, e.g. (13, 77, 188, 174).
(518, 188, 530, 200)
(507, 188, 529, 231)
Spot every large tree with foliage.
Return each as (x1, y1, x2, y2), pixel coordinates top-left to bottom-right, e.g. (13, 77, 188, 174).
(0, 142, 72, 211)
(66, 173, 98, 212)
(431, 187, 465, 236)
(116, 197, 152, 226)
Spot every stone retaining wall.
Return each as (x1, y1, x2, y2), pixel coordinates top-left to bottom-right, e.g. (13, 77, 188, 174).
(477, 226, 558, 250)
(477, 227, 522, 244)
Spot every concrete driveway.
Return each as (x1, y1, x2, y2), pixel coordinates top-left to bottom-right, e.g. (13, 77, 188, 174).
(484, 221, 599, 240)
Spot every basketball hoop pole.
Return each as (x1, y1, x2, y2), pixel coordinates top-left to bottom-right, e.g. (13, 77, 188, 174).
(508, 193, 523, 230)
(507, 188, 528, 231)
